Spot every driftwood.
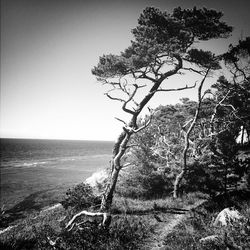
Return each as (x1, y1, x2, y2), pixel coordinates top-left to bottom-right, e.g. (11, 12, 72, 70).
(65, 210, 111, 231)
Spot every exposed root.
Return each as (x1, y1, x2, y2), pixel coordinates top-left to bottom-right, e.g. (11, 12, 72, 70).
(65, 210, 110, 231)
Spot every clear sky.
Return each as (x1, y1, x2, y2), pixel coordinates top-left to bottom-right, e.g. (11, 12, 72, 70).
(1, 0, 250, 141)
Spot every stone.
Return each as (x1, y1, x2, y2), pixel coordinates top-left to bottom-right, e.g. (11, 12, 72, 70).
(213, 207, 243, 227)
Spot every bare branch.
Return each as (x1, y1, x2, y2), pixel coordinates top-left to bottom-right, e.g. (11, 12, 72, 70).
(201, 89, 212, 101)
(154, 82, 197, 93)
(126, 143, 140, 148)
(132, 69, 157, 82)
(121, 162, 133, 168)
(105, 92, 124, 102)
(133, 118, 151, 133)
(182, 119, 194, 130)
(65, 210, 109, 231)
(210, 90, 231, 134)
(233, 61, 248, 81)
(115, 117, 127, 126)
(182, 67, 206, 75)
(160, 54, 183, 81)
(220, 103, 236, 111)
(105, 91, 135, 115)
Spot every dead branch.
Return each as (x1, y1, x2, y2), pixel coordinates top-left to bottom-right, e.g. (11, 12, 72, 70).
(155, 82, 197, 93)
(115, 117, 127, 126)
(182, 119, 194, 130)
(65, 210, 110, 231)
(121, 162, 133, 168)
(105, 91, 135, 115)
(126, 143, 140, 149)
(220, 103, 236, 111)
(182, 67, 206, 75)
(210, 90, 231, 134)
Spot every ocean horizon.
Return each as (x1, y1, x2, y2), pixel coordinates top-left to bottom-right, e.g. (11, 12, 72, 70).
(0, 138, 113, 214)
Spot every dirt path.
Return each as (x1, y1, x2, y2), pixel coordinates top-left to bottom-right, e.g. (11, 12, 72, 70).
(143, 199, 206, 250)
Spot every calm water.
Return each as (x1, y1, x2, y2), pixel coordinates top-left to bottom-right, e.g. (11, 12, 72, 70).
(0, 138, 113, 211)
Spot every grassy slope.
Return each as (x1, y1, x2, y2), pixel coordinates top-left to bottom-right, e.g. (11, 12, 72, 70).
(0, 191, 249, 249)
(162, 190, 250, 250)
(0, 192, 205, 249)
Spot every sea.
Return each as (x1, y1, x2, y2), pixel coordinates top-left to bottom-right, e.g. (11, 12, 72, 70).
(0, 138, 113, 213)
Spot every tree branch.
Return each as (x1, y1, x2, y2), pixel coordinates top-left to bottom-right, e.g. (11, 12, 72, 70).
(155, 82, 197, 93)
(160, 54, 183, 81)
(115, 117, 127, 126)
(182, 67, 206, 75)
(210, 90, 231, 134)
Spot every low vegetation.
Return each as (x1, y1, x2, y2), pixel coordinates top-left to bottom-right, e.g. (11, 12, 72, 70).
(163, 191, 250, 249)
(1, 190, 249, 249)
(0, 193, 199, 250)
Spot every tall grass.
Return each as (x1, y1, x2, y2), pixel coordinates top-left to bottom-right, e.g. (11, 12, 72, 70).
(163, 191, 250, 249)
(0, 191, 209, 249)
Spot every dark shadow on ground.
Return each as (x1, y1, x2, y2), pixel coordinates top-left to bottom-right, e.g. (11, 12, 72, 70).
(112, 207, 189, 215)
(1, 189, 53, 227)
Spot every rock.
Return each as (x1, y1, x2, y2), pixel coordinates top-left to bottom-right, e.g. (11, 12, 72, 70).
(213, 207, 243, 227)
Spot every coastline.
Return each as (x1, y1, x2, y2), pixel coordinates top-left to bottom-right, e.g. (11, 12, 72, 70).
(0, 167, 108, 229)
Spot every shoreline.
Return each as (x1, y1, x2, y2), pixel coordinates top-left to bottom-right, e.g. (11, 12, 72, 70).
(1, 168, 107, 229)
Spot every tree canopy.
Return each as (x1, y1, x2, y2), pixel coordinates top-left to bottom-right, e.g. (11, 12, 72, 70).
(92, 7, 232, 80)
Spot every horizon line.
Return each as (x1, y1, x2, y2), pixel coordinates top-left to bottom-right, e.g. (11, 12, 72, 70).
(0, 137, 115, 142)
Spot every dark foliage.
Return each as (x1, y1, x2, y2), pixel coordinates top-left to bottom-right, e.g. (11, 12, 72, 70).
(61, 183, 101, 211)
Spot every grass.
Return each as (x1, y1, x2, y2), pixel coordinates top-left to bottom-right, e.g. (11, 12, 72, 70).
(162, 190, 250, 250)
(111, 192, 208, 215)
(0, 204, 153, 249)
(0, 192, 205, 250)
(2, 191, 247, 250)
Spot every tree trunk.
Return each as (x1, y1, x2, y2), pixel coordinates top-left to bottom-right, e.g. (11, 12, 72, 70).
(173, 133, 189, 199)
(100, 164, 120, 212)
(173, 69, 209, 198)
(98, 130, 131, 227)
(94, 60, 183, 224)
(173, 169, 186, 198)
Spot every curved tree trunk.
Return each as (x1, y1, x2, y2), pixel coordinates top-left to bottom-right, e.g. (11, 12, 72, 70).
(100, 167, 120, 212)
(173, 69, 210, 198)
(69, 57, 185, 230)
(173, 137, 189, 199)
(99, 129, 132, 223)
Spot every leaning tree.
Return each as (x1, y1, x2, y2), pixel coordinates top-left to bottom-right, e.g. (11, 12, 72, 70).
(68, 7, 232, 229)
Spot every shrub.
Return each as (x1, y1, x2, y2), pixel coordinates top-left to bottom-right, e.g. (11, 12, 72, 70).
(61, 183, 101, 211)
(183, 161, 224, 196)
(162, 191, 250, 249)
(116, 164, 174, 199)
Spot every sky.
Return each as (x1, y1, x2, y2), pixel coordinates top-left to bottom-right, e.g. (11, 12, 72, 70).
(1, 0, 250, 141)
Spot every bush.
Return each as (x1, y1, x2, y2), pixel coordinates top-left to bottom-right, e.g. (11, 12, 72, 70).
(183, 161, 224, 196)
(61, 183, 101, 211)
(116, 164, 174, 199)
